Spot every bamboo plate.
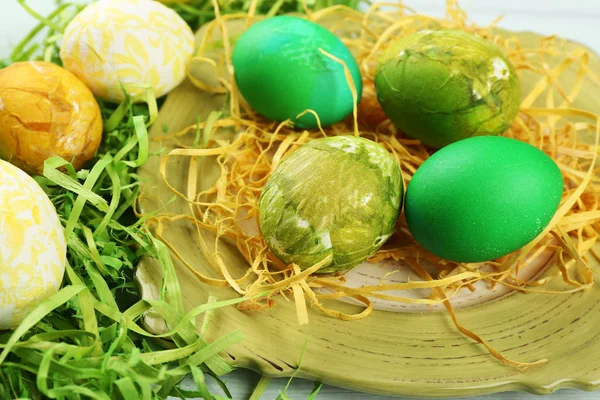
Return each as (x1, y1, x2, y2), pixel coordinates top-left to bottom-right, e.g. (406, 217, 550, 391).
(135, 16, 600, 398)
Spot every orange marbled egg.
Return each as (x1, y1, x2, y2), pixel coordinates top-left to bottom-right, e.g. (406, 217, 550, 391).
(0, 61, 103, 174)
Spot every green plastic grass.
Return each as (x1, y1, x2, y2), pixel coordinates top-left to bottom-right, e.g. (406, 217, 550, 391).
(166, 0, 362, 31)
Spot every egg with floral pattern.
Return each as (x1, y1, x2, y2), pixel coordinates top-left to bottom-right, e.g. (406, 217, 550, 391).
(0, 160, 66, 330)
(60, 0, 195, 102)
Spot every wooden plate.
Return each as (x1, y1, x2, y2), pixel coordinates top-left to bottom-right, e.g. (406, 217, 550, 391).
(135, 17, 600, 398)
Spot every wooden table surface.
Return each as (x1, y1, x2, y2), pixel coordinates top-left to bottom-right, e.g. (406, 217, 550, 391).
(2, 1, 599, 399)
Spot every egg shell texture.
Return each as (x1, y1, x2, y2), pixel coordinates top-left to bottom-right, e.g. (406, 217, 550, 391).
(375, 29, 521, 148)
(0, 61, 103, 174)
(0, 160, 66, 330)
(259, 136, 402, 273)
(404, 136, 563, 263)
(60, 0, 195, 102)
(232, 16, 363, 129)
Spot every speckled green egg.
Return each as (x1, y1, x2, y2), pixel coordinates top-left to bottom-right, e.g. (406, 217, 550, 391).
(404, 136, 563, 263)
(375, 29, 521, 148)
(232, 16, 362, 129)
(259, 136, 402, 273)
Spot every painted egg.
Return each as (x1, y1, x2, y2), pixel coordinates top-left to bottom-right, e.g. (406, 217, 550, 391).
(0, 61, 103, 174)
(259, 136, 402, 273)
(0, 160, 66, 330)
(375, 29, 521, 148)
(232, 16, 362, 129)
(60, 0, 195, 102)
(404, 136, 563, 263)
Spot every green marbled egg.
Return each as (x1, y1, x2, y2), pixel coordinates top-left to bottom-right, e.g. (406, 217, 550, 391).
(259, 136, 403, 274)
(375, 29, 521, 148)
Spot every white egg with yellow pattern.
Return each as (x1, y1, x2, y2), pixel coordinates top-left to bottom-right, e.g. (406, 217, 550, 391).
(0, 160, 66, 330)
(60, 0, 195, 103)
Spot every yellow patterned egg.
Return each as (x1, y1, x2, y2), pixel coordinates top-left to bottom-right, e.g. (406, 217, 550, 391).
(0, 160, 66, 330)
(60, 0, 195, 103)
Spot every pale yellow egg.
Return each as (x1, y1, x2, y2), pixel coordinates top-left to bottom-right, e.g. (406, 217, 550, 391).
(0, 160, 66, 330)
(60, 0, 195, 103)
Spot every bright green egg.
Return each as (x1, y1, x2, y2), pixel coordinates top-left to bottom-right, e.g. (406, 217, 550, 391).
(259, 136, 403, 273)
(404, 136, 563, 263)
(375, 29, 521, 148)
(232, 16, 362, 129)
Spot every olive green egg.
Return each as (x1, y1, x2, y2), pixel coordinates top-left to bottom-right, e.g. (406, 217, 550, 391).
(232, 16, 362, 129)
(374, 29, 521, 148)
(259, 136, 403, 274)
(404, 136, 563, 263)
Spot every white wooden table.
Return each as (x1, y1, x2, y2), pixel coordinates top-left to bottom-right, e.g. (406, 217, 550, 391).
(2, 1, 599, 399)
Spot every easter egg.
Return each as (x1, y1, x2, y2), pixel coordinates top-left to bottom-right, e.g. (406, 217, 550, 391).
(259, 136, 402, 273)
(375, 29, 521, 148)
(0, 160, 66, 330)
(232, 16, 362, 129)
(404, 136, 563, 263)
(0, 61, 103, 175)
(60, 0, 195, 102)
